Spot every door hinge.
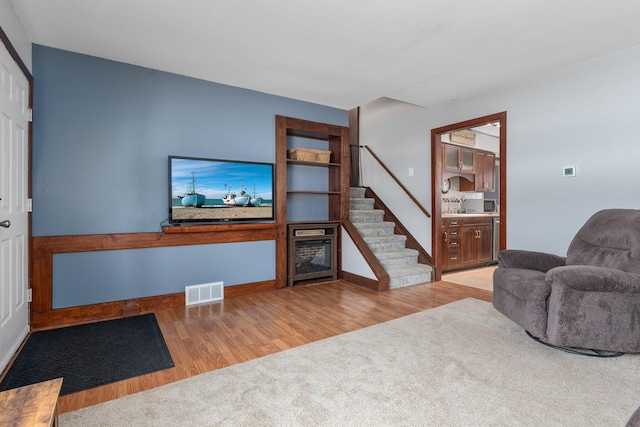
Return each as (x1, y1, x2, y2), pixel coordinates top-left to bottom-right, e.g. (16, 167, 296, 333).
(27, 108, 33, 123)
(27, 198, 32, 212)
(27, 288, 32, 302)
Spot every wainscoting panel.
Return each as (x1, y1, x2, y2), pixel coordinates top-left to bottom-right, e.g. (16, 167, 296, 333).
(52, 242, 274, 309)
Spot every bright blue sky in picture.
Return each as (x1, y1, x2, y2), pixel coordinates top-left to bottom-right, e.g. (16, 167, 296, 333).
(171, 157, 273, 200)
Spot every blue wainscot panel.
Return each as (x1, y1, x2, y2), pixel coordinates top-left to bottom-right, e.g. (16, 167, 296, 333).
(52, 241, 275, 309)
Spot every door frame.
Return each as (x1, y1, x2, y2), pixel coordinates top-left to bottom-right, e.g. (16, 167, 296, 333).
(431, 112, 506, 281)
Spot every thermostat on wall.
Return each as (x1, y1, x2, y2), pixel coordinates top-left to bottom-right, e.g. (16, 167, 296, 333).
(563, 166, 577, 177)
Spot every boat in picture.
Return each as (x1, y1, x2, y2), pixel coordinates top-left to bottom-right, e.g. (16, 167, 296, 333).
(178, 171, 206, 207)
(222, 183, 251, 207)
(249, 183, 263, 206)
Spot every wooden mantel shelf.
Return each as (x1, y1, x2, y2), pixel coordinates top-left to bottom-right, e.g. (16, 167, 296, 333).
(163, 222, 278, 233)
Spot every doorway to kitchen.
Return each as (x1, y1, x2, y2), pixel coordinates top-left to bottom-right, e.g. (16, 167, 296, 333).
(431, 112, 507, 282)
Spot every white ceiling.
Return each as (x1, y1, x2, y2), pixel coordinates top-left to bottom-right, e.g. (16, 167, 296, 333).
(11, 0, 640, 110)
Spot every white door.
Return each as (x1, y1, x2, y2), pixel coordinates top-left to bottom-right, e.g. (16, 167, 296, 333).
(0, 41, 30, 373)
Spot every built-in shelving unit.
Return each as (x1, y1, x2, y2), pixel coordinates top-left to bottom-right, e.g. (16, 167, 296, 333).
(275, 116, 350, 288)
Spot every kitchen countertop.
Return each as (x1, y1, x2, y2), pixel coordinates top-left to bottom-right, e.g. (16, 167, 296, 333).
(442, 213, 500, 218)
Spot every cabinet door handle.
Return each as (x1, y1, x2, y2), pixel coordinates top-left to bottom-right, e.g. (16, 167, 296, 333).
(444, 231, 448, 241)
(451, 257, 458, 260)
(476, 229, 480, 239)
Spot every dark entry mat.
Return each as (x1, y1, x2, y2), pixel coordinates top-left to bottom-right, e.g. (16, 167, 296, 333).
(0, 313, 174, 396)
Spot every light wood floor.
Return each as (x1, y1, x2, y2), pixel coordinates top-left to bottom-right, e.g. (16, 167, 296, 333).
(40, 280, 491, 414)
(442, 266, 497, 292)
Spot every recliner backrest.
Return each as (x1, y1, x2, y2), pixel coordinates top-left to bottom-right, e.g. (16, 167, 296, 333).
(566, 209, 640, 274)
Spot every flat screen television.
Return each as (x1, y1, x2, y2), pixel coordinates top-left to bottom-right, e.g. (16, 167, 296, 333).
(169, 155, 275, 224)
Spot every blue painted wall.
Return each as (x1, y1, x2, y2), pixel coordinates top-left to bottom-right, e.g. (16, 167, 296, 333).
(52, 241, 275, 309)
(32, 45, 347, 306)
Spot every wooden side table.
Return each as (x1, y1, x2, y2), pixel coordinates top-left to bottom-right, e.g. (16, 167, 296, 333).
(0, 378, 63, 427)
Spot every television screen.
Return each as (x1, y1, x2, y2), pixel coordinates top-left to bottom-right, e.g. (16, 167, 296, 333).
(169, 156, 275, 224)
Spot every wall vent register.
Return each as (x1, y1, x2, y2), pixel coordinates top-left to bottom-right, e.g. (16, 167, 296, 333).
(185, 281, 224, 305)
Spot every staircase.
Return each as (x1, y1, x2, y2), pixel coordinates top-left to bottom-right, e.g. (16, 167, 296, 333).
(349, 187, 432, 289)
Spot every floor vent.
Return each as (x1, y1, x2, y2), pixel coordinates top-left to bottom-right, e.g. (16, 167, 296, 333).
(185, 282, 224, 306)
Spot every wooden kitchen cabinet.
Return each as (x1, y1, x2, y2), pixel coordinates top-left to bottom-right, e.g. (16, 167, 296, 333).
(461, 217, 493, 267)
(443, 144, 475, 174)
(442, 218, 462, 270)
(458, 149, 495, 192)
(474, 150, 495, 192)
(443, 216, 493, 272)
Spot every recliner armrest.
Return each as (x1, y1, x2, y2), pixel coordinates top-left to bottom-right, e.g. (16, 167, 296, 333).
(546, 265, 640, 293)
(498, 249, 566, 272)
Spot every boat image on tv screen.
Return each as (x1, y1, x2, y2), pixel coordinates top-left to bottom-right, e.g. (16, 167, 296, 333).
(169, 156, 275, 224)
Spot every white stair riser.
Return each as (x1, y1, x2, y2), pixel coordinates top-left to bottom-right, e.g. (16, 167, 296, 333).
(363, 235, 406, 244)
(350, 187, 366, 199)
(350, 210, 384, 223)
(353, 224, 395, 237)
(379, 254, 419, 267)
(350, 200, 375, 210)
(389, 272, 432, 288)
(368, 241, 408, 252)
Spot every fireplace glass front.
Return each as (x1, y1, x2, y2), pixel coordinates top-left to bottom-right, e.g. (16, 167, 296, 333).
(295, 239, 332, 275)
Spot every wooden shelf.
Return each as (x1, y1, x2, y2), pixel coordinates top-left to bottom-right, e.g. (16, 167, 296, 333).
(286, 190, 341, 195)
(287, 220, 341, 226)
(163, 222, 278, 233)
(287, 159, 341, 168)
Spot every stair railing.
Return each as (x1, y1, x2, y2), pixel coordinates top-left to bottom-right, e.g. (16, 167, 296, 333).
(361, 145, 431, 218)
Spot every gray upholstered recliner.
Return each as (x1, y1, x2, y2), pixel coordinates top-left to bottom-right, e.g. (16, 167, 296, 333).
(493, 209, 640, 353)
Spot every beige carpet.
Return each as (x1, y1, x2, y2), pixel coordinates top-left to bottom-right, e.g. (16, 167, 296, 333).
(60, 299, 639, 426)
